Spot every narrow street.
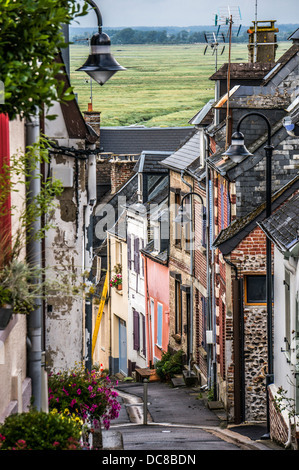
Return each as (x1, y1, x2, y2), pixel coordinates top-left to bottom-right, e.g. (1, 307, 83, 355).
(102, 380, 282, 452)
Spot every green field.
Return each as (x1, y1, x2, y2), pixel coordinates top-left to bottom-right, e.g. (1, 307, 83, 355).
(70, 42, 290, 128)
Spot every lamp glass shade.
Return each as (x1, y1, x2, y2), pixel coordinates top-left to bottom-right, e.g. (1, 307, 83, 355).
(222, 131, 253, 163)
(86, 70, 116, 86)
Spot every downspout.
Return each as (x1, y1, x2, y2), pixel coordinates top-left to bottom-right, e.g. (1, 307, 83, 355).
(204, 133, 213, 390)
(180, 170, 193, 370)
(84, 143, 97, 371)
(203, 131, 217, 394)
(144, 255, 152, 367)
(26, 108, 43, 411)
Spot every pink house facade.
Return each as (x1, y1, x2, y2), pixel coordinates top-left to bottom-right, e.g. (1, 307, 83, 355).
(142, 249, 170, 365)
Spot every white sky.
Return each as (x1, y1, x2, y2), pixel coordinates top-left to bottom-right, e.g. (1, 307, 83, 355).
(72, 0, 299, 28)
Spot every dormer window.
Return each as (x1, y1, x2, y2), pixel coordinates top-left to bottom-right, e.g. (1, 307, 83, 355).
(137, 172, 143, 203)
(153, 209, 169, 253)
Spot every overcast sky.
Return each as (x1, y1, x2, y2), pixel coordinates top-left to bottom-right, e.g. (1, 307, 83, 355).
(72, 0, 299, 28)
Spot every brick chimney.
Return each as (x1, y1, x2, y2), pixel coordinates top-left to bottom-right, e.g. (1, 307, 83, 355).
(83, 110, 101, 139)
(247, 20, 279, 63)
(110, 155, 138, 194)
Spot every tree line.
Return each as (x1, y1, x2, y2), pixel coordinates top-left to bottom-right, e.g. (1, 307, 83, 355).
(72, 25, 299, 46)
(72, 27, 247, 45)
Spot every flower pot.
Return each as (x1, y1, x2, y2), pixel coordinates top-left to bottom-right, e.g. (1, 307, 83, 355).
(117, 284, 122, 291)
(0, 306, 13, 330)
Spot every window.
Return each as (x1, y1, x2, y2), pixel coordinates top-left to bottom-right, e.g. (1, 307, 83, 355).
(133, 309, 140, 351)
(245, 275, 273, 305)
(175, 280, 182, 335)
(184, 195, 191, 253)
(134, 237, 140, 274)
(174, 192, 181, 247)
(133, 309, 146, 356)
(157, 303, 163, 347)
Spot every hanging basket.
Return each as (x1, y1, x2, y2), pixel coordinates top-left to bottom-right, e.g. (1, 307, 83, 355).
(117, 284, 122, 291)
(0, 306, 13, 330)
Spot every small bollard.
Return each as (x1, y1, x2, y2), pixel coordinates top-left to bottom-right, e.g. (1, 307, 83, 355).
(143, 378, 148, 425)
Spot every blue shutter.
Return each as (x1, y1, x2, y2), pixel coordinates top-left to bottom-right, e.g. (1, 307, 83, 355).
(209, 180, 214, 249)
(202, 206, 206, 248)
(133, 309, 139, 351)
(227, 192, 231, 225)
(221, 184, 224, 230)
(157, 303, 163, 347)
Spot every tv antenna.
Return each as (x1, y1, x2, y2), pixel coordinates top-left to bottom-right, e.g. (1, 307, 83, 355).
(203, 31, 226, 71)
(76, 34, 94, 111)
(215, 6, 242, 149)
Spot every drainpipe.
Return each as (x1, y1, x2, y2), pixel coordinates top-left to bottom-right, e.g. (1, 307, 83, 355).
(26, 108, 43, 411)
(180, 170, 193, 369)
(84, 143, 97, 371)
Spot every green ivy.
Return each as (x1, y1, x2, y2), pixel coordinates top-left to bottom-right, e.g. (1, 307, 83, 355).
(0, 0, 88, 120)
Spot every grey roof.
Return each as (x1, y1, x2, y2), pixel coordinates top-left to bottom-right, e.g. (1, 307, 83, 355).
(99, 126, 195, 155)
(209, 62, 275, 81)
(133, 151, 171, 174)
(160, 129, 201, 171)
(288, 27, 299, 42)
(258, 191, 299, 253)
(214, 174, 299, 255)
(141, 239, 168, 265)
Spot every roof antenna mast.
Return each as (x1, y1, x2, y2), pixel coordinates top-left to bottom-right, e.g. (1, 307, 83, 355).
(215, 6, 242, 149)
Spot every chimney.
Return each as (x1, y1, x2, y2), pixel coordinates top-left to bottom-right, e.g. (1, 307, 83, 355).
(247, 20, 279, 63)
(110, 155, 138, 194)
(83, 110, 101, 140)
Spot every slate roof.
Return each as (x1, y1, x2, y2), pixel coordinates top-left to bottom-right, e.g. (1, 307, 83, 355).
(160, 129, 201, 171)
(133, 151, 171, 174)
(214, 174, 299, 255)
(262, 42, 299, 86)
(209, 62, 275, 81)
(141, 239, 168, 265)
(258, 191, 299, 253)
(99, 126, 195, 155)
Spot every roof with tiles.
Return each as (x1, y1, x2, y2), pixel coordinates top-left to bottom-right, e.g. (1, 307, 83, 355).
(214, 174, 299, 255)
(133, 151, 171, 174)
(160, 129, 201, 171)
(258, 191, 299, 253)
(209, 62, 275, 81)
(99, 126, 195, 155)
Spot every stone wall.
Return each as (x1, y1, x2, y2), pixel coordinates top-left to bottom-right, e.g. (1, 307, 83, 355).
(231, 225, 270, 421)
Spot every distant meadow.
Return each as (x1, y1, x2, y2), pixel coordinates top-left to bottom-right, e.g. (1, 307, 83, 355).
(70, 42, 290, 128)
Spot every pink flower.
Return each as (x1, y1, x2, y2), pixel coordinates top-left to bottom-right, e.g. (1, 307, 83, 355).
(77, 388, 81, 395)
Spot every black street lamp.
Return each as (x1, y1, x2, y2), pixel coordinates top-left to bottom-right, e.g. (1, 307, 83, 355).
(223, 112, 274, 438)
(174, 191, 205, 370)
(76, 0, 126, 85)
(174, 191, 205, 225)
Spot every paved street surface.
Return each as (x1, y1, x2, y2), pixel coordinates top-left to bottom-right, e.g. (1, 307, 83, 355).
(102, 380, 284, 452)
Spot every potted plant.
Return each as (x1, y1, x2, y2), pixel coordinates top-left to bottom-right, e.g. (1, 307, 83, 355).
(110, 273, 122, 290)
(110, 264, 122, 290)
(0, 257, 42, 329)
